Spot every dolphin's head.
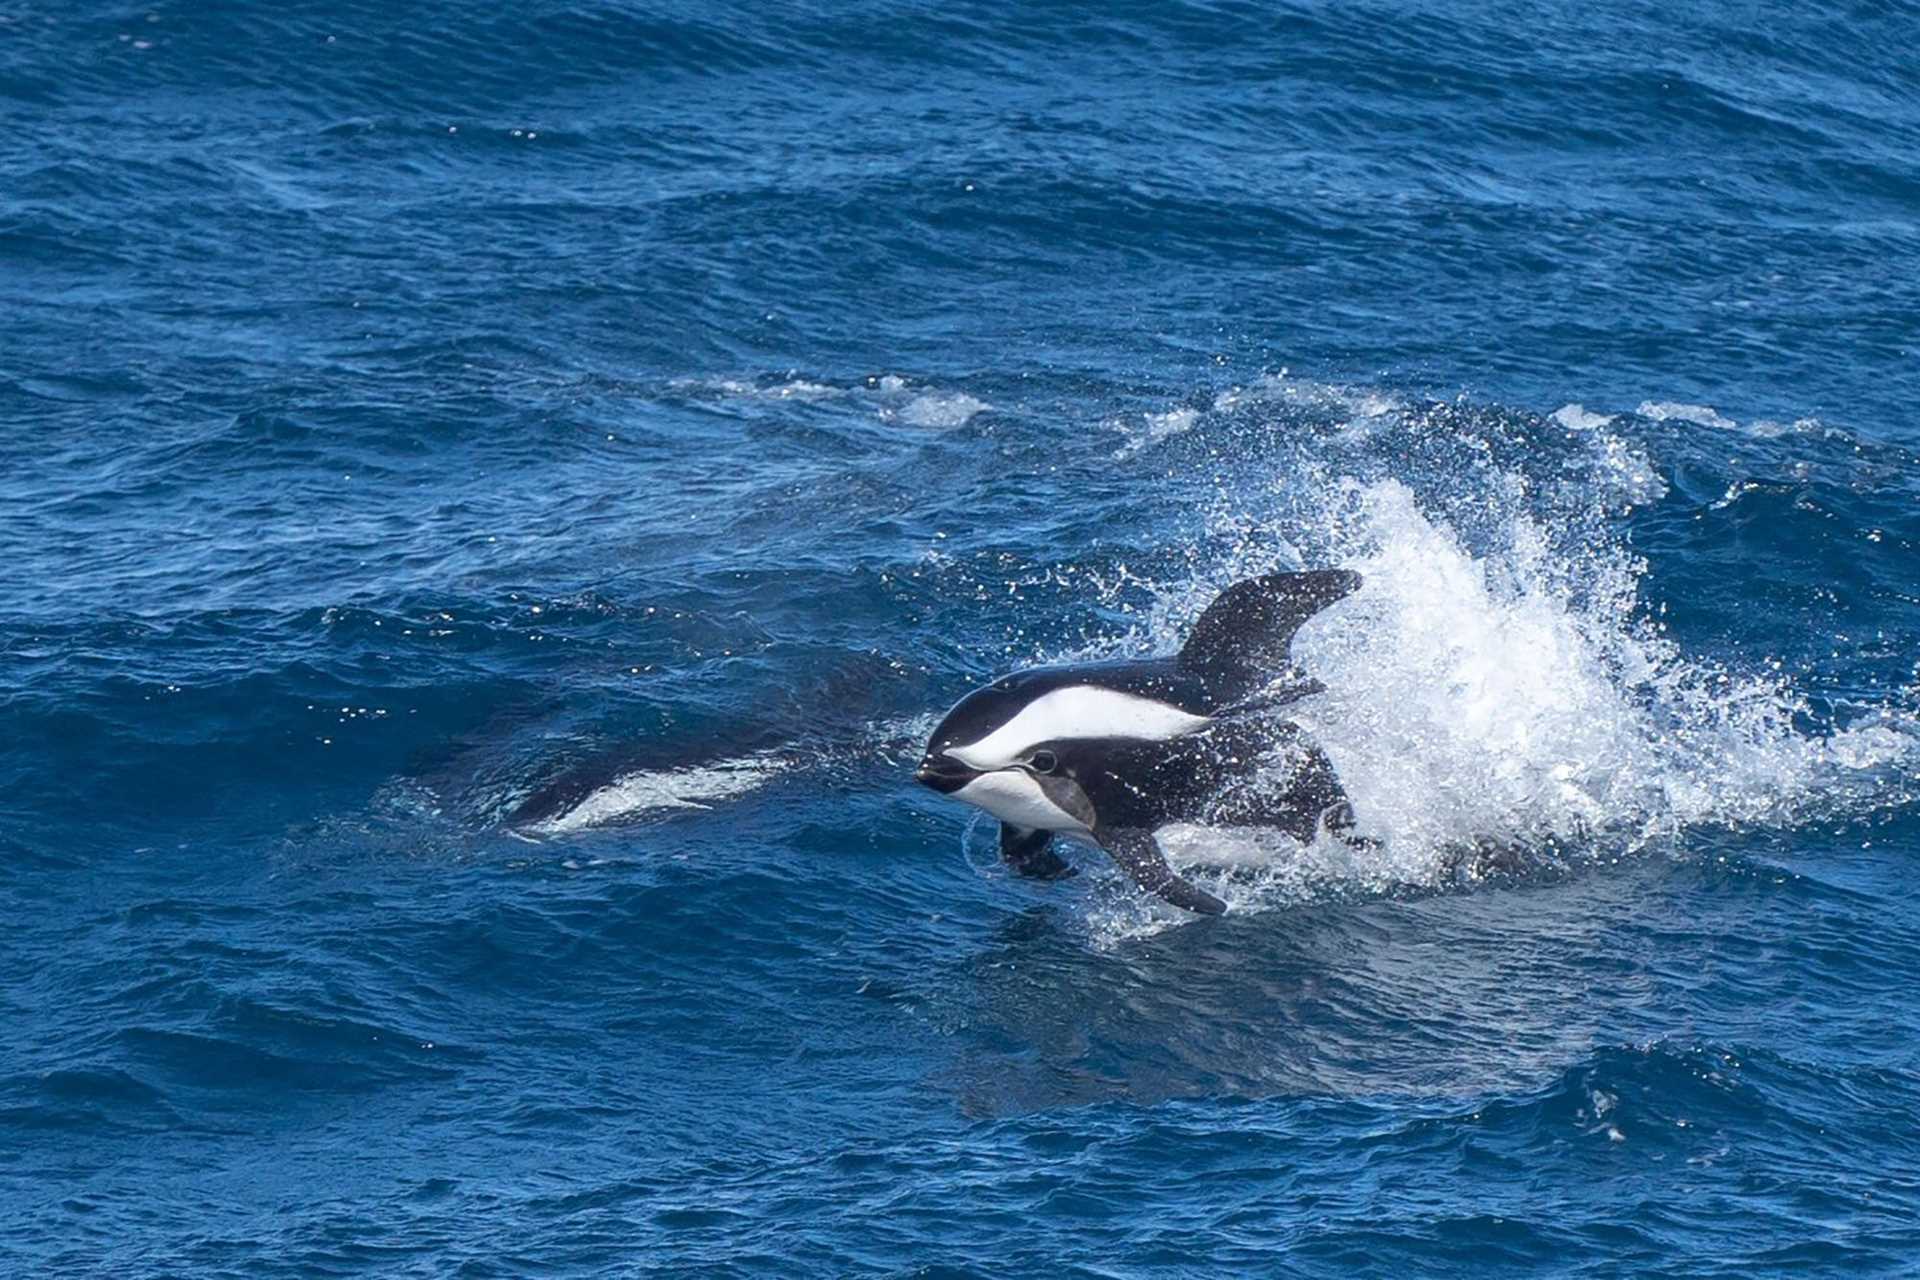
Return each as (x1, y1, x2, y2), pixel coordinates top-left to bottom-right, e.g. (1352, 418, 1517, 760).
(915, 676, 1096, 833)
(915, 670, 1208, 832)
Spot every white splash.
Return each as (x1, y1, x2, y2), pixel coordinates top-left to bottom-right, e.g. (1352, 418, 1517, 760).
(691, 377, 844, 402)
(889, 392, 991, 428)
(1072, 464, 1918, 940)
(1210, 370, 1397, 421)
(1082, 824, 1410, 940)
(675, 371, 993, 428)
(1637, 400, 1738, 431)
(1594, 435, 1669, 504)
(1743, 417, 1821, 439)
(691, 372, 990, 427)
(1305, 481, 1914, 848)
(1114, 406, 1200, 458)
(1552, 403, 1617, 431)
(1296, 482, 1666, 857)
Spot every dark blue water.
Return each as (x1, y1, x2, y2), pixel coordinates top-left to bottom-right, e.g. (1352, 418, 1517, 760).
(7, 2, 1920, 1274)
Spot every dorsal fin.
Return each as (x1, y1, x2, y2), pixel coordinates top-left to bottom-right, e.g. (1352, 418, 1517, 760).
(1177, 569, 1360, 702)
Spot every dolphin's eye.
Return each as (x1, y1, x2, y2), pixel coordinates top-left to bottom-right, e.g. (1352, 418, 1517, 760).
(1028, 749, 1058, 775)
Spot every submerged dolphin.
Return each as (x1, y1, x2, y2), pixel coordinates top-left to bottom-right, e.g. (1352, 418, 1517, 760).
(914, 569, 1362, 915)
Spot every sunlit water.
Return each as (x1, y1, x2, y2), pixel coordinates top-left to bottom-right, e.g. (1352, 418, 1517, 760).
(4, 3, 1920, 1275)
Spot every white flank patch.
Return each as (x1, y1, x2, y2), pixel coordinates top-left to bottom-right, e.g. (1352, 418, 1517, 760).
(954, 771, 1088, 832)
(529, 752, 787, 835)
(945, 686, 1209, 770)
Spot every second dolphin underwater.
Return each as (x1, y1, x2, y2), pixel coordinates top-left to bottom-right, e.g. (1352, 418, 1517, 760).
(915, 569, 1364, 915)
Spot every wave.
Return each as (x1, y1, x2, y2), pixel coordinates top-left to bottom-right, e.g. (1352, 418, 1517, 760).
(672, 372, 991, 428)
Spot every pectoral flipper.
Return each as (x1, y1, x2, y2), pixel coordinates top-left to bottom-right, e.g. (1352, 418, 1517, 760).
(1000, 824, 1076, 880)
(1097, 826, 1227, 916)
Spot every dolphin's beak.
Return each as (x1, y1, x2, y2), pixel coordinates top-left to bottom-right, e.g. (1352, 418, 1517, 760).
(914, 755, 977, 795)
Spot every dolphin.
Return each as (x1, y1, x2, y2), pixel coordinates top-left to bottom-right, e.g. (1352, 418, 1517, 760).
(914, 569, 1362, 915)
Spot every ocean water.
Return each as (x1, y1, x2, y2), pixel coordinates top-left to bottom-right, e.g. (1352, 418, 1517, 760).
(5, 1, 1920, 1274)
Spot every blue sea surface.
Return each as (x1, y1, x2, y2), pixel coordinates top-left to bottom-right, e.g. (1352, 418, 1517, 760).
(5, 2, 1920, 1275)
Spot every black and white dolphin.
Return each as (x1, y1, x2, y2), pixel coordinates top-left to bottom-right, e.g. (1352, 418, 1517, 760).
(914, 569, 1362, 915)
